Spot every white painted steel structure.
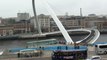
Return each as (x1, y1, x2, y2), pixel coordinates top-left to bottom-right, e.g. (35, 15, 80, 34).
(88, 29, 100, 44)
(31, 0, 100, 45)
(44, 2, 73, 44)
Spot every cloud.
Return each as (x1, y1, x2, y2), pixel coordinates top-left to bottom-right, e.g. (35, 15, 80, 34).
(0, 0, 107, 17)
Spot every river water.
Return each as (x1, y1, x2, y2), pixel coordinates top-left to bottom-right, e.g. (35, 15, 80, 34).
(0, 34, 107, 49)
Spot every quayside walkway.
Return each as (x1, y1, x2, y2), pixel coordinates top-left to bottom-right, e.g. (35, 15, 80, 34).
(1, 46, 107, 60)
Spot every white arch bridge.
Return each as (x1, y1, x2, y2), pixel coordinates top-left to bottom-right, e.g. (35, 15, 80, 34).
(26, 1, 100, 45)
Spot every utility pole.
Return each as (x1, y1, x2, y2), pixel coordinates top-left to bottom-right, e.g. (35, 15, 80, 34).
(80, 8, 83, 28)
(80, 8, 83, 17)
(32, 0, 42, 34)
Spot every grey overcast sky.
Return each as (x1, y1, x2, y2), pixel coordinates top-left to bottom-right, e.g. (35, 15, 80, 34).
(0, 0, 107, 18)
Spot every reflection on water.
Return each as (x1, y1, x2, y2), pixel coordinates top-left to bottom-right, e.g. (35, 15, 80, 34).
(0, 34, 107, 49)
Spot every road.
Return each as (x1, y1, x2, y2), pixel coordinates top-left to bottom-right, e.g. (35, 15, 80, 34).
(1, 51, 107, 60)
(0, 57, 51, 60)
(88, 51, 107, 60)
(88, 46, 107, 60)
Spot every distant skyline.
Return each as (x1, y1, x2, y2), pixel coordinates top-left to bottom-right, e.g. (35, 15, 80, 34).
(0, 0, 107, 18)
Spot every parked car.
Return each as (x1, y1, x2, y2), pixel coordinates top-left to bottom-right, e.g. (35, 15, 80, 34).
(86, 56, 101, 60)
(91, 56, 101, 60)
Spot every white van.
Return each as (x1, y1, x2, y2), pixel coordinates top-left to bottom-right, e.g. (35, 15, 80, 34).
(95, 44, 107, 54)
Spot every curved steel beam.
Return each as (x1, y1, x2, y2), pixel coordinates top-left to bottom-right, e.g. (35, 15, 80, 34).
(88, 29, 100, 44)
(44, 1, 74, 44)
(32, 0, 42, 34)
(76, 29, 100, 45)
